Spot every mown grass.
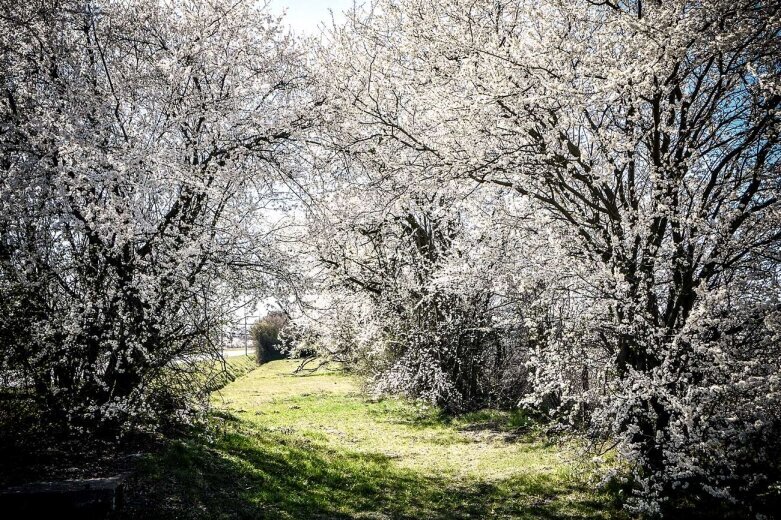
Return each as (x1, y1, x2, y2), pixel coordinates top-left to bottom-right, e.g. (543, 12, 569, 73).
(124, 359, 624, 519)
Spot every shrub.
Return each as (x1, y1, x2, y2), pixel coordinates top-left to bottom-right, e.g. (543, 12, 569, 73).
(252, 312, 291, 364)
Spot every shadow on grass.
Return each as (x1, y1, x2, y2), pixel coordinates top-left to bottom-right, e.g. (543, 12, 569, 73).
(121, 414, 618, 520)
(372, 401, 538, 439)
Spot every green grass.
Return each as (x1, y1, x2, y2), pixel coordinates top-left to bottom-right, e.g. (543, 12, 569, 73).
(124, 360, 624, 519)
(206, 354, 258, 391)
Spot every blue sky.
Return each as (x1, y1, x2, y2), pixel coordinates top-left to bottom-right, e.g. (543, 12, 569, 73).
(270, 0, 355, 34)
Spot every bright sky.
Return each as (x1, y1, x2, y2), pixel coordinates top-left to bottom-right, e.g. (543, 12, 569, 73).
(270, 0, 355, 35)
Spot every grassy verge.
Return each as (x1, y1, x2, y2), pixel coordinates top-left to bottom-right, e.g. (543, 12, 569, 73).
(206, 354, 258, 391)
(124, 360, 624, 519)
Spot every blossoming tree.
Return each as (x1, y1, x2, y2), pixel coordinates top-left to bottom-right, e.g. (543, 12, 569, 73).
(0, 0, 308, 435)
(313, 0, 781, 513)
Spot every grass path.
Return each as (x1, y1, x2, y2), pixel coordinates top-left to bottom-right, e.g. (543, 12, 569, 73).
(125, 359, 623, 519)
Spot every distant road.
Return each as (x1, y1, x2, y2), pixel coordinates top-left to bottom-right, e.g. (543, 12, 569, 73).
(221, 348, 255, 358)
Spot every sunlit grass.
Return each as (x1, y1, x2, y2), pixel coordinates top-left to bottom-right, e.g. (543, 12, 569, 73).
(125, 359, 624, 519)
